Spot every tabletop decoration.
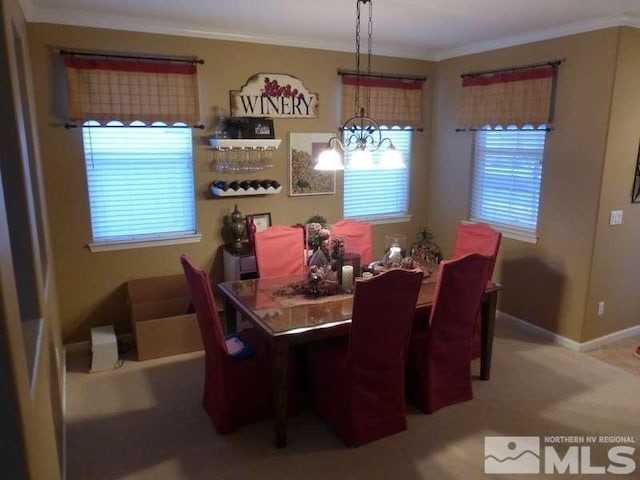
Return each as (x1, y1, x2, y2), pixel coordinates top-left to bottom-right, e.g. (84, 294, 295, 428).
(305, 218, 332, 274)
(410, 227, 442, 264)
(382, 233, 406, 268)
(272, 275, 342, 298)
(331, 236, 345, 272)
(370, 257, 431, 278)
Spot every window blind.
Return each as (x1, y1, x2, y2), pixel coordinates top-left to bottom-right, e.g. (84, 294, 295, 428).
(82, 121, 195, 242)
(343, 128, 411, 219)
(470, 125, 546, 240)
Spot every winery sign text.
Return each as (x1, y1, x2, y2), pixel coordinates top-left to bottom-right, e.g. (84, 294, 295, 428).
(230, 73, 318, 118)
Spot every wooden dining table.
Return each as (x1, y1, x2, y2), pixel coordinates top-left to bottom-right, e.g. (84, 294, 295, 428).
(218, 270, 502, 448)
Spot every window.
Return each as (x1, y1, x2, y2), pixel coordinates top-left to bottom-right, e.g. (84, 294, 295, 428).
(470, 125, 546, 242)
(82, 121, 197, 250)
(343, 128, 411, 221)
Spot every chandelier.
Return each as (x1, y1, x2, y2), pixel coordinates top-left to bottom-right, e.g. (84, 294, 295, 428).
(315, 0, 405, 171)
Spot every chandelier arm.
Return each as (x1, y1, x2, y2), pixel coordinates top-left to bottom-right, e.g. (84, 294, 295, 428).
(326, 136, 345, 151)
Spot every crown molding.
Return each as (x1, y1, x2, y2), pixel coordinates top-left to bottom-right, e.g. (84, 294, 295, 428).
(17, 0, 35, 18)
(26, 6, 429, 60)
(431, 13, 640, 61)
(24, 6, 640, 63)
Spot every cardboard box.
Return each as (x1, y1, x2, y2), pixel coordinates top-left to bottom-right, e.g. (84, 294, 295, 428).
(127, 274, 203, 361)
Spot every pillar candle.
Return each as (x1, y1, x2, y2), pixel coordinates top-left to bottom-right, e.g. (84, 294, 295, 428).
(342, 265, 354, 293)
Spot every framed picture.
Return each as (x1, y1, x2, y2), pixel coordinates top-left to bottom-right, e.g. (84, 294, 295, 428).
(247, 212, 272, 233)
(289, 132, 336, 196)
(245, 118, 275, 139)
(631, 139, 640, 203)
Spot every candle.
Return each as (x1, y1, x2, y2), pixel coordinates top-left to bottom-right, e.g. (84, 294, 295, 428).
(341, 265, 354, 293)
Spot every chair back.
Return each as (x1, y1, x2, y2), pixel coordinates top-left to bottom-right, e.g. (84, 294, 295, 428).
(180, 255, 226, 360)
(254, 225, 305, 278)
(428, 253, 492, 385)
(429, 253, 492, 336)
(330, 219, 374, 266)
(452, 222, 501, 279)
(347, 269, 423, 409)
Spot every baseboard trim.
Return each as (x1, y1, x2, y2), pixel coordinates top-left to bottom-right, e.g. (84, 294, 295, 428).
(498, 311, 640, 352)
(62, 343, 67, 480)
(579, 324, 640, 352)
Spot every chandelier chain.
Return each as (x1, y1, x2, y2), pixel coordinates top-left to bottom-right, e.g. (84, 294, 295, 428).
(354, 0, 361, 116)
(366, 0, 372, 116)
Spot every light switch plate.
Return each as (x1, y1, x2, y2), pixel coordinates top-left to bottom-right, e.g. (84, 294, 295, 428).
(610, 210, 623, 226)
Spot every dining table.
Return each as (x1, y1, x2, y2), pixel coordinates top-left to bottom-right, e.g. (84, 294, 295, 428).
(218, 268, 502, 448)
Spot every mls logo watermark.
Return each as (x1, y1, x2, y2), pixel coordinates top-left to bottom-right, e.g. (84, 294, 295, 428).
(485, 435, 636, 475)
(485, 436, 541, 473)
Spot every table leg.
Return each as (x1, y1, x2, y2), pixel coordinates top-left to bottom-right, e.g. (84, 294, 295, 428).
(273, 339, 289, 448)
(480, 290, 498, 381)
(223, 297, 237, 334)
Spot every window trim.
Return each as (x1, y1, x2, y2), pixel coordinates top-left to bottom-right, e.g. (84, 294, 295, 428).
(347, 213, 412, 225)
(88, 233, 202, 253)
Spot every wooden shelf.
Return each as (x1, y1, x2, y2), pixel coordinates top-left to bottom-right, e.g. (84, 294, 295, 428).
(210, 185, 282, 197)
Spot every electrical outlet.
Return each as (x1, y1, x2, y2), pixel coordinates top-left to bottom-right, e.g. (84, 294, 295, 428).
(597, 301, 605, 316)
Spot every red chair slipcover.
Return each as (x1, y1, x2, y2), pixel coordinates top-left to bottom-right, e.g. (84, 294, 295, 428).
(330, 219, 374, 266)
(452, 222, 502, 358)
(254, 225, 306, 278)
(309, 269, 423, 447)
(180, 255, 272, 433)
(407, 253, 493, 414)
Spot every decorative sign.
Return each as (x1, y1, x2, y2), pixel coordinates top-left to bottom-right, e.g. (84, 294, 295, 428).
(230, 73, 319, 118)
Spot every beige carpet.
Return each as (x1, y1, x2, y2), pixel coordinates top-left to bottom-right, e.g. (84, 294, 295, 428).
(65, 316, 640, 480)
(586, 333, 640, 378)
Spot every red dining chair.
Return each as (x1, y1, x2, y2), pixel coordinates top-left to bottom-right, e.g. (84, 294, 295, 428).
(452, 222, 502, 358)
(330, 219, 374, 266)
(407, 253, 493, 414)
(180, 254, 272, 433)
(254, 225, 306, 278)
(308, 269, 423, 447)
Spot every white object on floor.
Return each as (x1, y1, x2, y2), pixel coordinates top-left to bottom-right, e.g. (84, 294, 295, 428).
(90, 325, 119, 373)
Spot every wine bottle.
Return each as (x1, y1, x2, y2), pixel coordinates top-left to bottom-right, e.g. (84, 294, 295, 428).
(248, 216, 257, 249)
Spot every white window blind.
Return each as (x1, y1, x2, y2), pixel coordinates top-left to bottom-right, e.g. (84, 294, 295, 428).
(82, 121, 196, 243)
(471, 125, 546, 241)
(343, 128, 411, 219)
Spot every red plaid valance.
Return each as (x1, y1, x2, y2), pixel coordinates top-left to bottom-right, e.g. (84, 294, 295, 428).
(64, 56, 200, 125)
(459, 65, 556, 128)
(341, 74, 423, 128)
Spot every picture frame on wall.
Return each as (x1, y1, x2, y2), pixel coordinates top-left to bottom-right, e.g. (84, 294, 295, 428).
(247, 212, 272, 233)
(245, 118, 275, 139)
(289, 132, 336, 196)
(631, 139, 640, 203)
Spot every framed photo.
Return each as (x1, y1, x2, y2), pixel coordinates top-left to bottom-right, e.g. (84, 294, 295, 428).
(289, 132, 336, 196)
(245, 118, 275, 139)
(631, 139, 640, 203)
(247, 212, 272, 233)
